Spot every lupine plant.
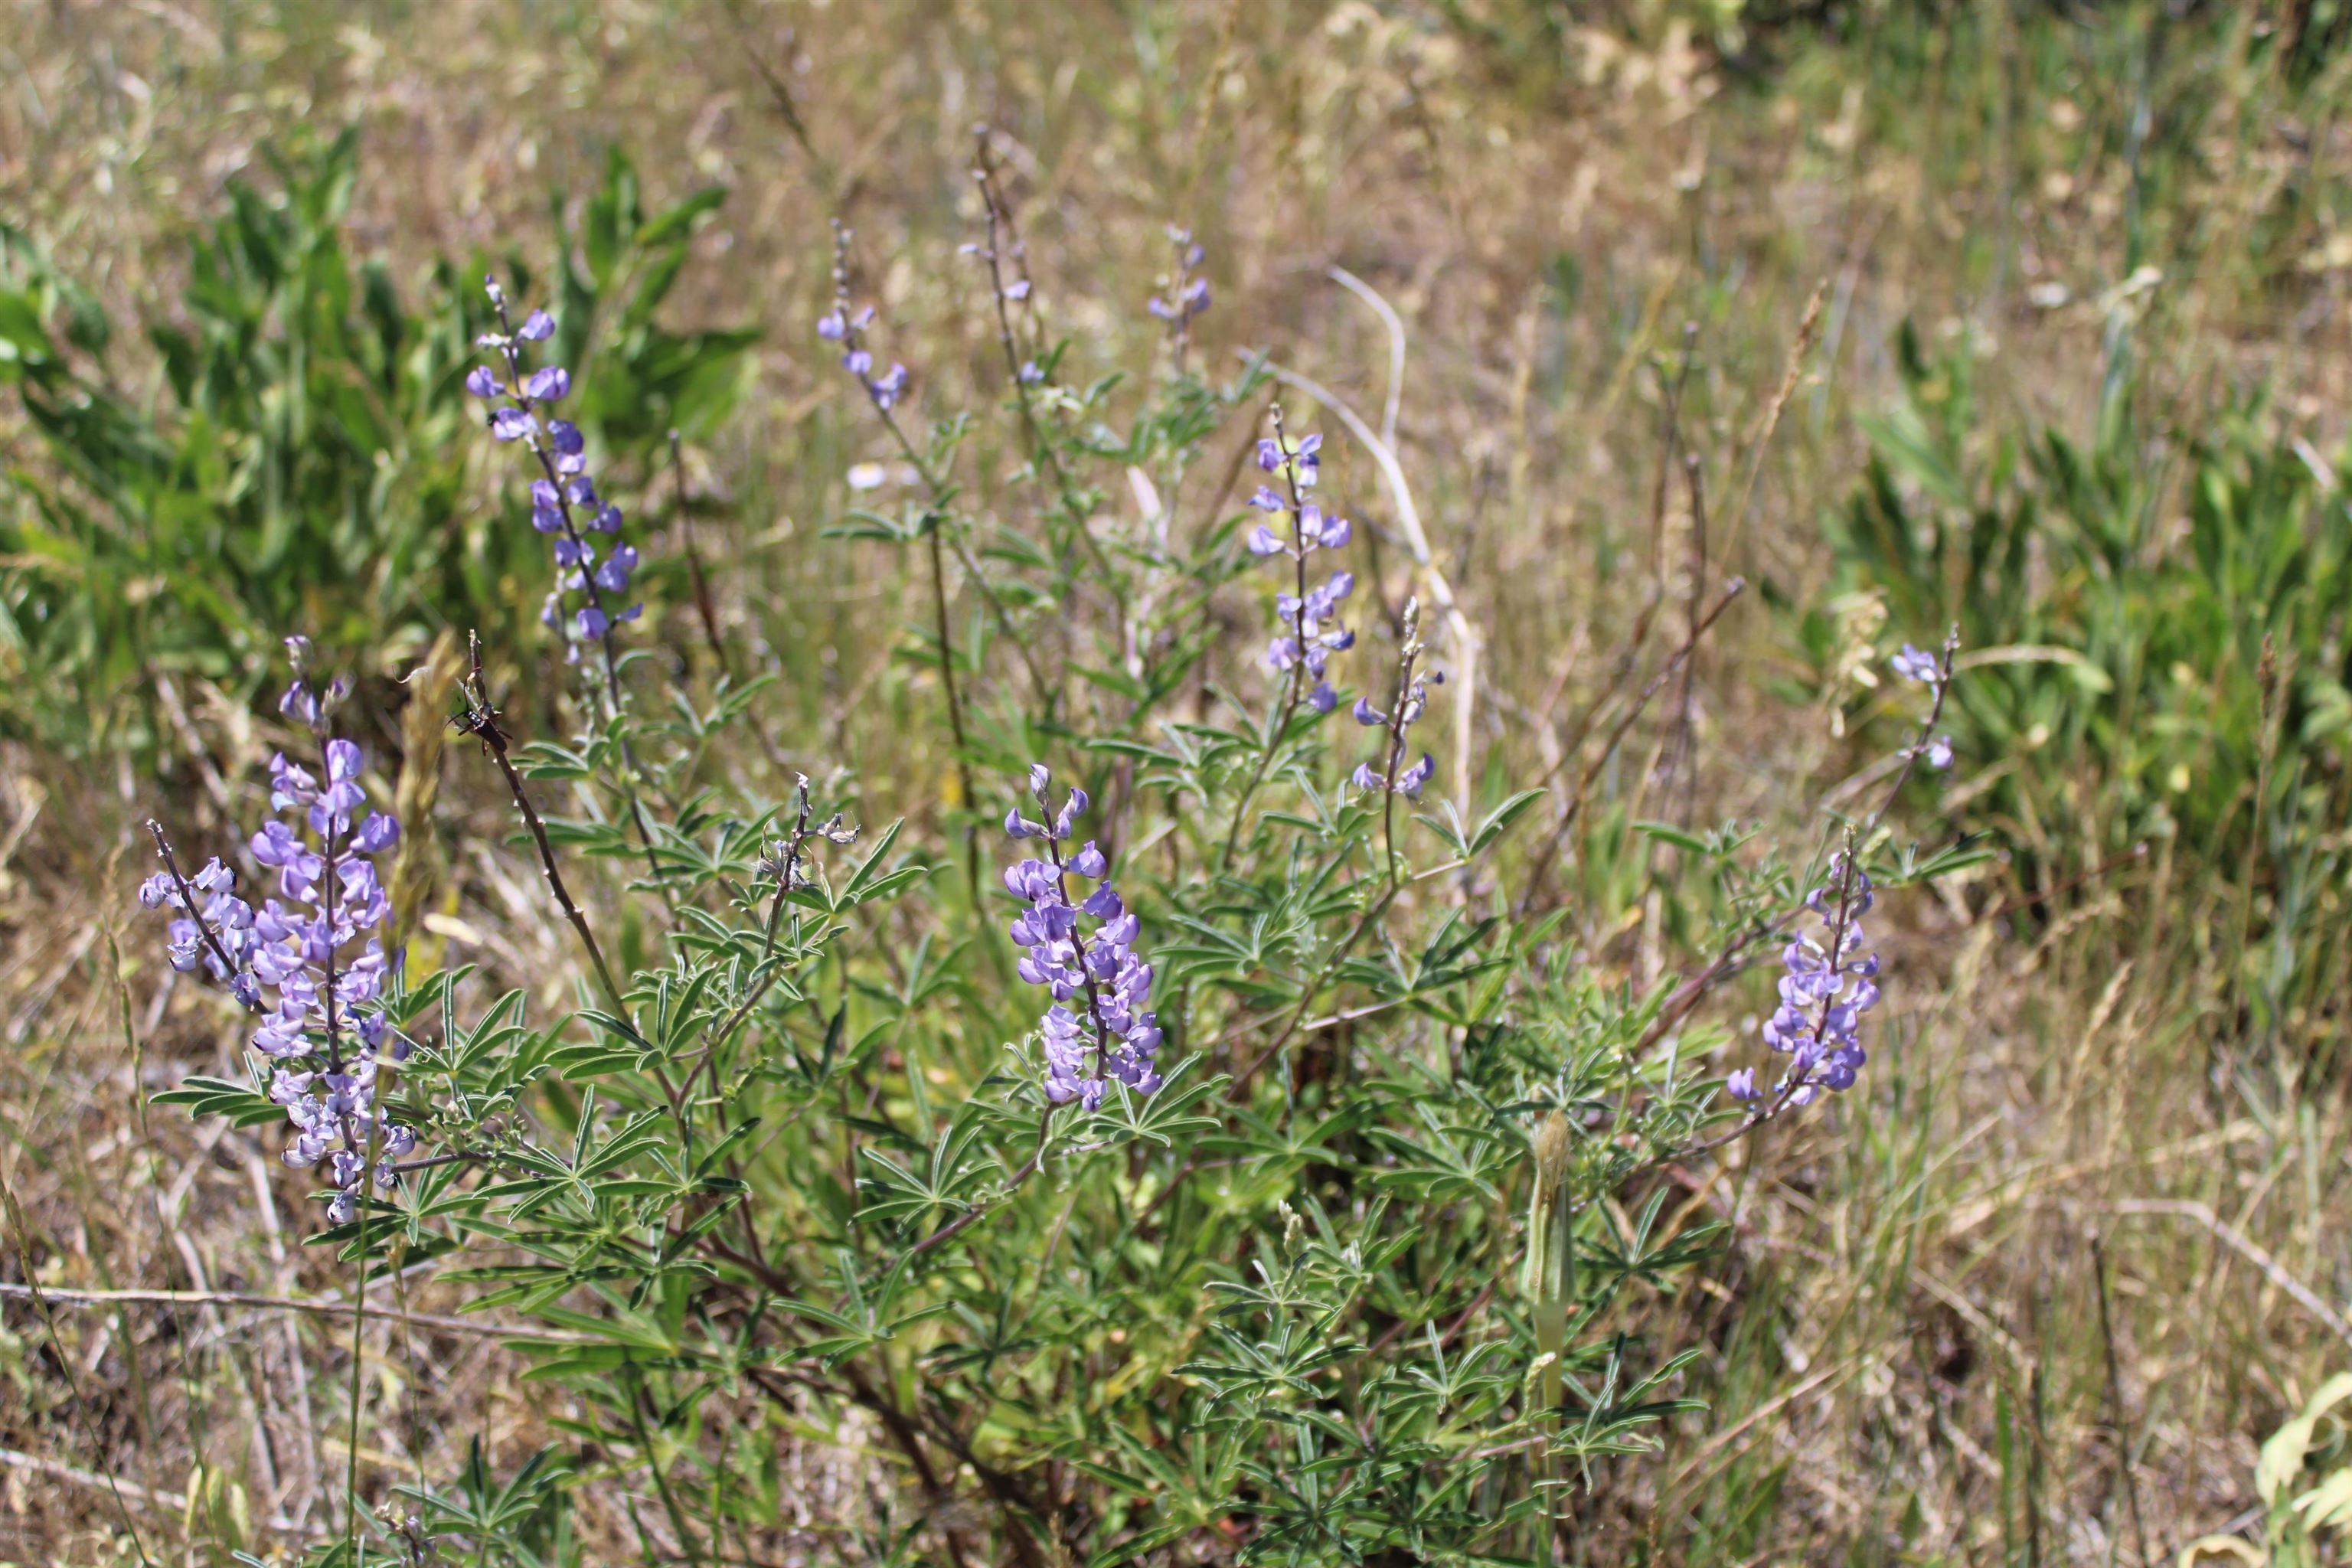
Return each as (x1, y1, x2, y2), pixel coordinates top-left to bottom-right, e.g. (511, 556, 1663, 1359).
(127, 168, 1969, 1566)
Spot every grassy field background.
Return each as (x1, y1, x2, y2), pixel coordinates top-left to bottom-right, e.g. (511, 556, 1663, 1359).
(5, 0, 2352, 1561)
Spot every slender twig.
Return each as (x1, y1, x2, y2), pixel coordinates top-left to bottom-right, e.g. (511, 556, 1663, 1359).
(1648, 324, 1699, 580)
(2091, 1234, 2154, 1567)
(2113, 1199, 2352, 1350)
(669, 429, 733, 678)
(905, 1108, 1057, 1259)
(720, 0, 826, 172)
(1664, 452, 1710, 821)
(456, 635, 627, 1016)
(1719, 279, 1827, 571)
(0, 1444, 302, 1531)
(0, 1282, 605, 1343)
(142, 821, 250, 995)
(972, 129, 1119, 598)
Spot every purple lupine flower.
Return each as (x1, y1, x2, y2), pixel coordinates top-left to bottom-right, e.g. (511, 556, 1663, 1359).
(1002, 766, 1161, 1108)
(1892, 643, 1942, 684)
(139, 649, 414, 1225)
(822, 226, 916, 414)
(1146, 227, 1211, 346)
(1250, 418, 1355, 714)
(1750, 851, 1880, 1107)
(1353, 599, 1443, 800)
(467, 280, 642, 666)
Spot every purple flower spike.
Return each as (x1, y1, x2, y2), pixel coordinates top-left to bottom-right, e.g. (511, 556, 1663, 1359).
(469, 286, 647, 666)
(1001, 773, 1161, 1109)
(1746, 851, 1883, 1111)
(136, 649, 414, 1226)
(1250, 418, 1357, 706)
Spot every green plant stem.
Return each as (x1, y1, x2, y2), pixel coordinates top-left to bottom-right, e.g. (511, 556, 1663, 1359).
(626, 1368, 704, 1566)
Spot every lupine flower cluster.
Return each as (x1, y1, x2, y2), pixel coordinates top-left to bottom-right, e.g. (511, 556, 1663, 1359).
(1893, 640, 1952, 767)
(1729, 851, 1880, 1109)
(465, 281, 642, 654)
(1146, 227, 1211, 328)
(818, 223, 910, 410)
(959, 168, 1045, 385)
(959, 231, 1043, 385)
(1003, 766, 1162, 1108)
(1352, 597, 1441, 799)
(139, 645, 413, 1222)
(1246, 424, 1354, 714)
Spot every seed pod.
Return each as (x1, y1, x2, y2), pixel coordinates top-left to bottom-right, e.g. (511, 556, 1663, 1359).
(1521, 1109, 1575, 1415)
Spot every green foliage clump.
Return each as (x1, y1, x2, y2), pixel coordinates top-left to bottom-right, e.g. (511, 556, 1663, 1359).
(1825, 318, 2352, 1043)
(0, 131, 752, 757)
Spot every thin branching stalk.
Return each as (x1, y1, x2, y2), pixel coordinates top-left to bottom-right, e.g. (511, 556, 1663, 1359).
(456, 641, 628, 1017)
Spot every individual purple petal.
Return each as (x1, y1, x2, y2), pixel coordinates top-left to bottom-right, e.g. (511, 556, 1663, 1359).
(1892, 643, 1941, 683)
(1395, 753, 1434, 799)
